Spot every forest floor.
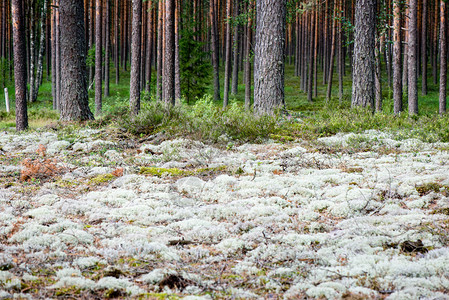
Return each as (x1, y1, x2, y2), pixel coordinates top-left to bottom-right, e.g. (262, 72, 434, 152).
(1, 125, 449, 299)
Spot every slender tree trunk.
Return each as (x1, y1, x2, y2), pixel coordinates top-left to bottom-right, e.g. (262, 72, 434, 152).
(89, 0, 94, 83)
(393, 0, 403, 114)
(157, 0, 163, 100)
(59, 0, 94, 121)
(223, 0, 232, 108)
(337, 0, 344, 103)
(326, 0, 337, 102)
(307, 10, 314, 102)
(32, 0, 47, 103)
(145, 1, 153, 93)
(408, 0, 418, 115)
(244, 0, 252, 110)
(422, 0, 427, 95)
(313, 6, 318, 98)
(402, 5, 409, 90)
(28, 3, 35, 103)
(51, 0, 57, 109)
(56, 1, 61, 110)
(11, 0, 28, 131)
(115, 0, 119, 84)
(351, 0, 376, 108)
(130, 0, 142, 114)
(174, 0, 181, 102)
(231, 0, 239, 95)
(375, 35, 383, 112)
(104, 0, 110, 97)
(163, 0, 175, 106)
(439, 0, 446, 114)
(433, 0, 438, 85)
(210, 0, 221, 101)
(253, 0, 286, 114)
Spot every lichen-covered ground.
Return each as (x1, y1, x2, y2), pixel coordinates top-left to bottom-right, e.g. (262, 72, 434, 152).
(1, 127, 449, 299)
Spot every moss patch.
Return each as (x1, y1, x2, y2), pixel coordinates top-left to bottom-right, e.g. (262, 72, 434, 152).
(139, 166, 227, 177)
(88, 173, 116, 185)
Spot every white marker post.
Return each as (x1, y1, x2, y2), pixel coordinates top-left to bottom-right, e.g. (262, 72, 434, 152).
(4, 88, 9, 113)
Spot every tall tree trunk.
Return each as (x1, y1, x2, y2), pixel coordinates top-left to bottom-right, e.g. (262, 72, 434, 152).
(408, 0, 418, 115)
(393, 0, 403, 114)
(32, 0, 47, 103)
(231, 0, 239, 95)
(145, 1, 153, 93)
(375, 35, 383, 112)
(59, 0, 94, 121)
(307, 10, 314, 102)
(433, 0, 438, 85)
(130, 0, 142, 114)
(253, 0, 286, 114)
(326, 0, 337, 102)
(28, 2, 35, 103)
(337, 0, 344, 103)
(313, 6, 318, 98)
(174, 0, 181, 102)
(115, 0, 119, 84)
(422, 0, 427, 95)
(351, 0, 376, 108)
(56, 1, 61, 110)
(439, 0, 446, 114)
(95, 0, 102, 115)
(244, 0, 252, 110)
(163, 0, 175, 106)
(402, 5, 409, 90)
(210, 0, 221, 101)
(223, 0, 232, 108)
(89, 0, 94, 83)
(157, 0, 163, 100)
(104, 0, 110, 97)
(51, 0, 57, 109)
(11, 0, 28, 130)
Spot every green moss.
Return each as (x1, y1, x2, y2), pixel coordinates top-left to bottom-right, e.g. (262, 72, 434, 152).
(139, 166, 227, 177)
(88, 173, 116, 185)
(416, 182, 449, 196)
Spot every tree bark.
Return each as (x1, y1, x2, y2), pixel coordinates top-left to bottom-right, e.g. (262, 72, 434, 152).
(253, 0, 286, 114)
(223, 0, 232, 108)
(326, 0, 337, 102)
(439, 0, 446, 114)
(157, 0, 163, 100)
(115, 0, 119, 84)
(95, 0, 102, 115)
(210, 0, 221, 101)
(104, 0, 110, 97)
(244, 0, 252, 110)
(145, 1, 153, 93)
(174, 0, 181, 102)
(408, 0, 418, 115)
(163, 0, 175, 106)
(231, 0, 239, 95)
(32, 0, 47, 103)
(130, 0, 142, 114)
(59, 0, 94, 121)
(11, 0, 28, 131)
(422, 0, 427, 95)
(393, 0, 402, 114)
(351, 0, 376, 109)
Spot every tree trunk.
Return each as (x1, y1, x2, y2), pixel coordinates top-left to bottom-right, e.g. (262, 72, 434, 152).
(157, 0, 163, 100)
(244, 0, 252, 110)
(223, 0, 232, 108)
(231, 0, 239, 95)
(32, 0, 47, 103)
(174, 0, 181, 102)
(422, 0, 427, 95)
(145, 1, 153, 93)
(253, 0, 286, 114)
(375, 35, 383, 112)
(326, 0, 337, 102)
(89, 0, 94, 83)
(95, 0, 102, 115)
(408, 0, 418, 115)
(56, 1, 61, 110)
(307, 10, 314, 102)
(210, 0, 221, 101)
(11, 0, 28, 131)
(28, 2, 35, 103)
(163, 0, 175, 106)
(115, 0, 119, 84)
(433, 0, 438, 85)
(104, 0, 110, 97)
(130, 0, 142, 114)
(313, 6, 318, 98)
(351, 0, 376, 108)
(439, 0, 446, 114)
(59, 0, 94, 121)
(393, 0, 402, 114)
